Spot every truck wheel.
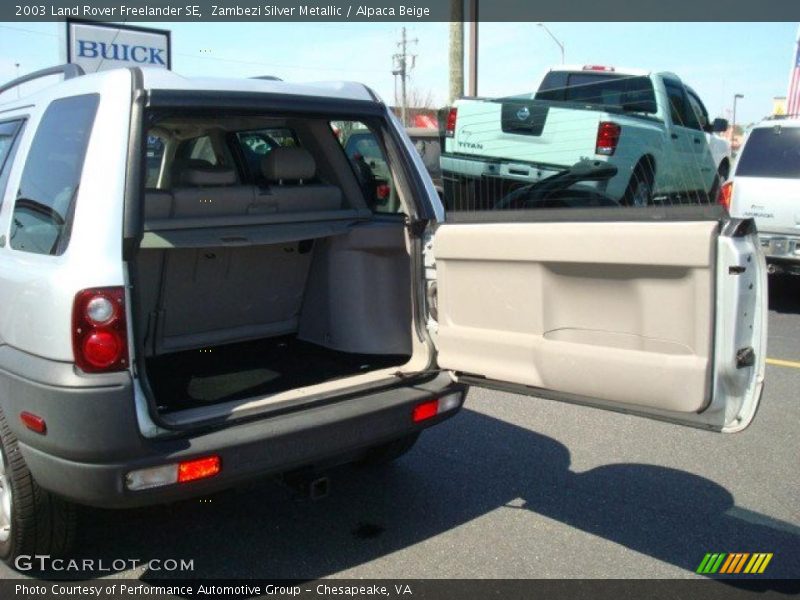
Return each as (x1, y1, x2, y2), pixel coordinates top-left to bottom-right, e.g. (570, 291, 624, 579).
(621, 166, 653, 207)
(360, 432, 421, 467)
(0, 408, 76, 565)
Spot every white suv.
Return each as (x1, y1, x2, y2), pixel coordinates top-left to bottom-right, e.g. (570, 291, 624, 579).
(724, 116, 800, 275)
(0, 65, 767, 563)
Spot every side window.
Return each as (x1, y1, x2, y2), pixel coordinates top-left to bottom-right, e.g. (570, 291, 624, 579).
(0, 119, 25, 207)
(145, 134, 166, 188)
(10, 95, 99, 255)
(332, 121, 403, 215)
(665, 81, 700, 130)
(687, 92, 709, 131)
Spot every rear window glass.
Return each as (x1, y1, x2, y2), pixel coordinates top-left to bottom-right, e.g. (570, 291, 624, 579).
(0, 120, 24, 206)
(332, 121, 404, 214)
(234, 128, 298, 183)
(535, 72, 656, 111)
(11, 94, 99, 255)
(736, 126, 800, 179)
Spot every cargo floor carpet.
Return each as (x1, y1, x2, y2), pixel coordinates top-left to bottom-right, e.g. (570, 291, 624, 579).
(146, 336, 407, 411)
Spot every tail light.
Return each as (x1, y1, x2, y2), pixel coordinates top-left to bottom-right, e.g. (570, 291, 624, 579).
(583, 65, 615, 72)
(411, 392, 463, 423)
(718, 180, 733, 212)
(412, 399, 439, 422)
(376, 183, 391, 200)
(596, 122, 621, 156)
(445, 107, 458, 138)
(126, 455, 221, 490)
(72, 287, 129, 373)
(178, 456, 221, 483)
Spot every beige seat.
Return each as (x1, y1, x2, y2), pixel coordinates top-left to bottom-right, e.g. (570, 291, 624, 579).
(251, 147, 343, 214)
(171, 166, 256, 218)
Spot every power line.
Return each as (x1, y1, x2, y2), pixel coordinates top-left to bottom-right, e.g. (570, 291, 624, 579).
(0, 24, 58, 37)
(174, 51, 385, 74)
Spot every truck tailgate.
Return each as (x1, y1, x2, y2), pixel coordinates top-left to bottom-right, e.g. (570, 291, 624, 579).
(731, 176, 800, 237)
(448, 99, 602, 167)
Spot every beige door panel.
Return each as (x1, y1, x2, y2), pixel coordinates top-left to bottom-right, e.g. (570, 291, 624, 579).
(434, 221, 717, 413)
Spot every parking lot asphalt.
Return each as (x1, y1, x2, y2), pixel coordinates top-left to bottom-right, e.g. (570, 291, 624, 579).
(2, 278, 799, 582)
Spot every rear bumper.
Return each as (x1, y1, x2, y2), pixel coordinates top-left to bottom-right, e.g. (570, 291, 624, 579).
(440, 153, 628, 210)
(0, 348, 464, 508)
(758, 233, 800, 273)
(440, 153, 565, 183)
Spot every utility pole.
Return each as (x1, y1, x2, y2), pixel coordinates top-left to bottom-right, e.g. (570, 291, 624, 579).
(732, 93, 744, 147)
(449, 0, 464, 103)
(392, 27, 417, 127)
(467, 0, 478, 96)
(15, 63, 20, 98)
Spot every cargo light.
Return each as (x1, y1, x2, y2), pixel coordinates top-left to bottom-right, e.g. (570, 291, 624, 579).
(596, 121, 621, 156)
(126, 455, 221, 491)
(412, 392, 463, 423)
(445, 107, 458, 138)
(72, 287, 128, 373)
(718, 180, 734, 212)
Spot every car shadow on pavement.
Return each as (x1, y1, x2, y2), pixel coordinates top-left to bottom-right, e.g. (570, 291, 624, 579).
(769, 274, 800, 314)
(60, 408, 800, 584)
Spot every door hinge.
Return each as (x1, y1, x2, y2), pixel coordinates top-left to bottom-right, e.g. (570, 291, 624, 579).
(406, 218, 429, 237)
(736, 347, 756, 369)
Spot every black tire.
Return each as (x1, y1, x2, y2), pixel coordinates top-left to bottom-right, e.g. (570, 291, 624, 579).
(360, 432, 421, 467)
(0, 407, 76, 565)
(621, 164, 654, 207)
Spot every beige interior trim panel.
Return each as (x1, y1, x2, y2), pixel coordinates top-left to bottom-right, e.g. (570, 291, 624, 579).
(434, 221, 717, 413)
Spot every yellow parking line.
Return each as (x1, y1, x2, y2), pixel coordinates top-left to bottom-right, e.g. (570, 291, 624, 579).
(766, 358, 800, 369)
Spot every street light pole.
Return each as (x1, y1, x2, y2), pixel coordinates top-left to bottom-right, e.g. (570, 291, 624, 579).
(537, 23, 565, 64)
(732, 93, 744, 147)
(15, 63, 20, 98)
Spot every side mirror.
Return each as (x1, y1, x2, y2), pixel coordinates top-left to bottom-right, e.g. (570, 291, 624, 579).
(621, 99, 657, 114)
(711, 118, 729, 133)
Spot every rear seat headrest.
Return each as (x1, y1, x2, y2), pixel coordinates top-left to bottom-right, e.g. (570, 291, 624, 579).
(181, 166, 237, 186)
(261, 147, 316, 182)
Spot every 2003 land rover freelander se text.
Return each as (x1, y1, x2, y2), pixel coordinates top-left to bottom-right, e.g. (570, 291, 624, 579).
(0, 65, 767, 563)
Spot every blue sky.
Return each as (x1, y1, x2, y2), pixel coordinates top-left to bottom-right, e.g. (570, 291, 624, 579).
(1, 21, 797, 125)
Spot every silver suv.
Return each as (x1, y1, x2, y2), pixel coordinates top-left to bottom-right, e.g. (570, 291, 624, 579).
(0, 65, 767, 563)
(725, 116, 800, 275)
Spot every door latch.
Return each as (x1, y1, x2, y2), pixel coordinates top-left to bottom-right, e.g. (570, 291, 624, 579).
(736, 347, 756, 369)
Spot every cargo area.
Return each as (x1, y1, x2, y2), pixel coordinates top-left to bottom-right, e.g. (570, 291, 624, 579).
(137, 221, 414, 415)
(133, 109, 419, 419)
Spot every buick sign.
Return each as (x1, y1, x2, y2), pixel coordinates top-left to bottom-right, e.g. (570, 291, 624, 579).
(516, 106, 531, 121)
(64, 20, 171, 73)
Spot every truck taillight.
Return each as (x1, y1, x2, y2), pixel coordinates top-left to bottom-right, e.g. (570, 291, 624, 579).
(72, 287, 129, 373)
(596, 122, 621, 156)
(445, 107, 458, 137)
(583, 65, 615, 72)
(718, 181, 733, 212)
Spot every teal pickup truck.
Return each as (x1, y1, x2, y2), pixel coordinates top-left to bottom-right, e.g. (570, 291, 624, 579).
(442, 65, 729, 209)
